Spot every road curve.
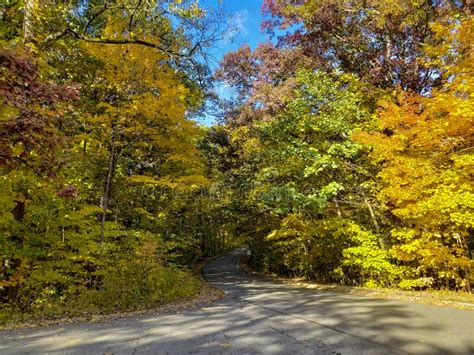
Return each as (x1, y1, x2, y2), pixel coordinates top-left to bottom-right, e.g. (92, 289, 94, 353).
(0, 248, 473, 354)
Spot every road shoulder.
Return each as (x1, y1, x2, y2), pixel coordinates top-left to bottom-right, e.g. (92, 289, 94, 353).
(239, 255, 474, 310)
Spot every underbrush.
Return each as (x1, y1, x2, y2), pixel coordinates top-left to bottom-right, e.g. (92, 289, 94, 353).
(0, 258, 200, 328)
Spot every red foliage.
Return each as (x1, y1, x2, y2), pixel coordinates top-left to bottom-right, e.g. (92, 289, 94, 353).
(57, 185, 78, 198)
(260, 0, 464, 92)
(0, 49, 78, 173)
(217, 42, 307, 125)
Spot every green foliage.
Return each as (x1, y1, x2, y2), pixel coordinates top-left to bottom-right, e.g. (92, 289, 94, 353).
(215, 11, 473, 293)
(249, 70, 371, 215)
(1, 0, 472, 329)
(216, 70, 397, 286)
(1, 255, 200, 324)
(0, 0, 229, 326)
(335, 223, 400, 287)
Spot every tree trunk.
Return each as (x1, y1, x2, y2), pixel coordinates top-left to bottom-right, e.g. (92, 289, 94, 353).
(23, 0, 37, 50)
(100, 126, 117, 246)
(363, 196, 386, 250)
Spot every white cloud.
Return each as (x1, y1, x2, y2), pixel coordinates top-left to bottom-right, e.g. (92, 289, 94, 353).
(234, 9, 249, 36)
(223, 8, 249, 44)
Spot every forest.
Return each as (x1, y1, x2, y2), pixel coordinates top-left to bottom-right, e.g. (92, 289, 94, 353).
(0, 0, 472, 324)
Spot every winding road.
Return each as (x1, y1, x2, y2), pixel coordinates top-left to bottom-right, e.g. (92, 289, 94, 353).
(1, 249, 473, 354)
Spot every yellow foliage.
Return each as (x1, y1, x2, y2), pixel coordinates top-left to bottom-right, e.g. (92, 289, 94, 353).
(353, 17, 473, 290)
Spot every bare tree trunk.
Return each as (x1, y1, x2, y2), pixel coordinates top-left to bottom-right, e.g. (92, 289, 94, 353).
(383, 33, 393, 84)
(23, 0, 37, 50)
(100, 126, 117, 246)
(363, 196, 386, 250)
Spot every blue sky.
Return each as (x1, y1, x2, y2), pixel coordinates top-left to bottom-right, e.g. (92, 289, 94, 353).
(201, 0, 269, 68)
(196, 0, 270, 125)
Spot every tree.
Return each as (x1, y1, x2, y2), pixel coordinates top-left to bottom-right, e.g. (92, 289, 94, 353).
(262, 0, 469, 93)
(217, 42, 308, 125)
(215, 0, 472, 291)
(216, 69, 396, 284)
(354, 17, 473, 290)
(0, 0, 229, 322)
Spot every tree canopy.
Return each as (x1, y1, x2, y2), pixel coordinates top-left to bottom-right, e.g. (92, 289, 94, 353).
(0, 0, 472, 325)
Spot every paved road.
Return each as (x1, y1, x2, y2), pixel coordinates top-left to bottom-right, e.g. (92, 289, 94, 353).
(1, 249, 473, 354)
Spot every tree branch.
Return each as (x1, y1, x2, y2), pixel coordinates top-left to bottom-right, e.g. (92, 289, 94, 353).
(128, 0, 143, 33)
(68, 29, 187, 58)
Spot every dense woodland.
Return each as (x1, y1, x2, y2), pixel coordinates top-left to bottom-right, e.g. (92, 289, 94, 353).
(0, 0, 473, 323)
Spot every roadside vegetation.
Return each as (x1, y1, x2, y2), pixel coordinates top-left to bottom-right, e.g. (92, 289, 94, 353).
(0, 0, 232, 326)
(214, 1, 473, 292)
(1, 0, 472, 327)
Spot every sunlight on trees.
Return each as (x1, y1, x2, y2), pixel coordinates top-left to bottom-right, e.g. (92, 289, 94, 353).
(0, 0, 472, 325)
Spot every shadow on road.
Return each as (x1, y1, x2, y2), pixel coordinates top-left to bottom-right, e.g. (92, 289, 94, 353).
(0, 249, 473, 354)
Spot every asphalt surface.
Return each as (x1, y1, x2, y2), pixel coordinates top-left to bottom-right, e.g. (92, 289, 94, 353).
(1, 248, 473, 354)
